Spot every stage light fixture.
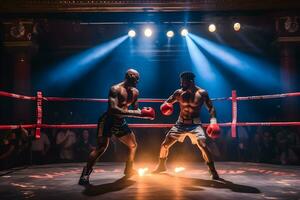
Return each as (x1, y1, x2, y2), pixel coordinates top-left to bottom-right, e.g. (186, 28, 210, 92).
(128, 30, 136, 37)
(181, 29, 188, 36)
(144, 28, 152, 37)
(166, 30, 174, 38)
(233, 23, 241, 32)
(208, 24, 216, 32)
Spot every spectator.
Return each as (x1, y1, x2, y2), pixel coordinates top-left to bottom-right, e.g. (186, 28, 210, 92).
(216, 127, 229, 161)
(252, 127, 263, 162)
(226, 128, 238, 161)
(0, 131, 16, 169)
(237, 126, 249, 161)
(31, 130, 50, 164)
(261, 130, 275, 163)
(48, 128, 59, 163)
(76, 129, 95, 161)
(56, 128, 77, 162)
(286, 129, 299, 164)
(276, 128, 289, 164)
(0, 127, 31, 169)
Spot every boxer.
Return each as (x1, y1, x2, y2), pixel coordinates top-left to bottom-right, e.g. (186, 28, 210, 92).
(79, 69, 155, 185)
(152, 71, 220, 180)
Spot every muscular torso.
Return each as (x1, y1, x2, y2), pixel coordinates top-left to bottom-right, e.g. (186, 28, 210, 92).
(107, 82, 139, 118)
(165, 85, 213, 120)
(177, 87, 205, 119)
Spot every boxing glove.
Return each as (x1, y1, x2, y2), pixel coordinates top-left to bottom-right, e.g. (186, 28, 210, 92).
(141, 107, 155, 120)
(206, 118, 220, 139)
(160, 103, 173, 116)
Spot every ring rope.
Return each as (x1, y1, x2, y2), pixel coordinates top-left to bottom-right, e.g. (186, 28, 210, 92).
(2, 91, 299, 103)
(1, 122, 300, 130)
(1, 90, 300, 138)
(0, 91, 36, 101)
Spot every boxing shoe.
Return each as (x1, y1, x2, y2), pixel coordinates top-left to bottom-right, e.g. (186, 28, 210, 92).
(78, 166, 93, 185)
(206, 162, 220, 180)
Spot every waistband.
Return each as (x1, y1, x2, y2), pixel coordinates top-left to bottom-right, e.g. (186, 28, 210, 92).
(103, 112, 126, 124)
(177, 117, 201, 125)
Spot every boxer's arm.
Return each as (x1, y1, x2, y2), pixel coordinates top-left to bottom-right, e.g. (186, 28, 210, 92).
(108, 86, 141, 117)
(203, 91, 217, 123)
(131, 89, 139, 110)
(204, 91, 220, 138)
(159, 90, 179, 116)
(131, 89, 155, 120)
(164, 89, 180, 105)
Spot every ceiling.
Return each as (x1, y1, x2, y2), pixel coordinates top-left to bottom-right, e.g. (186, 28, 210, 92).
(0, 0, 300, 13)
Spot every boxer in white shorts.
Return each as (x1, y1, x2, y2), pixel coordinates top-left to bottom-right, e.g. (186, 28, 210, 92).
(152, 72, 221, 180)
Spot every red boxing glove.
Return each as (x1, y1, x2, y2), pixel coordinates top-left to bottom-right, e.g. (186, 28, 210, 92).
(141, 107, 155, 120)
(160, 103, 173, 116)
(206, 123, 220, 139)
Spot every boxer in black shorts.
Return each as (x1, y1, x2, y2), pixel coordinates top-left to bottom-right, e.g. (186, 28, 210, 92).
(79, 69, 155, 185)
(97, 113, 132, 138)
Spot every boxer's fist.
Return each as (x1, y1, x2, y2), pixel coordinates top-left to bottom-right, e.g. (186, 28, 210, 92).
(141, 107, 155, 120)
(206, 123, 220, 139)
(160, 103, 173, 116)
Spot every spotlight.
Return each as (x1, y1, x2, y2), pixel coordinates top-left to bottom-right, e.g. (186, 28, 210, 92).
(128, 30, 136, 37)
(208, 24, 216, 32)
(233, 23, 241, 32)
(174, 167, 185, 173)
(138, 168, 149, 176)
(181, 29, 188, 36)
(166, 30, 174, 38)
(144, 28, 152, 37)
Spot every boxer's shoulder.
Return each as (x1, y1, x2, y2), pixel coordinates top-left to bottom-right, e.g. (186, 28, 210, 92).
(131, 87, 139, 95)
(174, 89, 183, 95)
(196, 87, 207, 96)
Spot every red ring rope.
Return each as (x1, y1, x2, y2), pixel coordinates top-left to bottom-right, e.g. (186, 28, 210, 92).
(1, 122, 300, 130)
(0, 91, 36, 101)
(0, 90, 300, 138)
(1, 91, 300, 102)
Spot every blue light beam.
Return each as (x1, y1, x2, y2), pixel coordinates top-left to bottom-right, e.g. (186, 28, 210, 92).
(41, 35, 128, 90)
(189, 33, 280, 90)
(186, 35, 215, 80)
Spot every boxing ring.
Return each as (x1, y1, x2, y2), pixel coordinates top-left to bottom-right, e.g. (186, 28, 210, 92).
(0, 90, 300, 200)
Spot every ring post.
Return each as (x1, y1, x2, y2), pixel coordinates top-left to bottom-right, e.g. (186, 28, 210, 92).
(35, 91, 43, 139)
(231, 90, 237, 138)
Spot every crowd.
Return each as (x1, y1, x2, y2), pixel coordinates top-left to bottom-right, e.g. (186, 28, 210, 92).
(0, 126, 97, 170)
(213, 126, 300, 164)
(1, 125, 299, 170)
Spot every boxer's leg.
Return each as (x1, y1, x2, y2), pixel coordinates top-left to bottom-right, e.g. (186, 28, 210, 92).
(152, 134, 177, 173)
(118, 132, 138, 176)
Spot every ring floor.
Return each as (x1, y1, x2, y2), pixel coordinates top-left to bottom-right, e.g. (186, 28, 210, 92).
(1, 162, 299, 200)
